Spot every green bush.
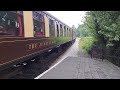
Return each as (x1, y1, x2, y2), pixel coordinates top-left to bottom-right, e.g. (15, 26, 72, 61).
(55, 37, 71, 45)
(79, 36, 96, 52)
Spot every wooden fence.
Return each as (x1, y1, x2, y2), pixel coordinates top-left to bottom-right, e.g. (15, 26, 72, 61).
(91, 48, 120, 67)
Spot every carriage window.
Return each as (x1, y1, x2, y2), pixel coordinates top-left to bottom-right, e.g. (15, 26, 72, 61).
(56, 24, 59, 37)
(49, 18, 55, 37)
(0, 11, 24, 37)
(33, 11, 45, 37)
(67, 28, 69, 36)
(60, 24, 63, 36)
(66, 28, 68, 36)
(69, 29, 71, 36)
(64, 26, 66, 37)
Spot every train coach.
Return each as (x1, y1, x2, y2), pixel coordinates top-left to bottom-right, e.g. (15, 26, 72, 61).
(0, 11, 76, 71)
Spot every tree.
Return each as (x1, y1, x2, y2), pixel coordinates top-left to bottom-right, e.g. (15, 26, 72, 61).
(83, 11, 120, 48)
(72, 25, 78, 37)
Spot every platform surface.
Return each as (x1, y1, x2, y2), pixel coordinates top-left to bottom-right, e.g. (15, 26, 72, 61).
(36, 39, 120, 79)
(37, 56, 120, 79)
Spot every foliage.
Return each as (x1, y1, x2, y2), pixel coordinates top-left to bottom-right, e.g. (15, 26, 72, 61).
(79, 37, 97, 51)
(85, 11, 120, 48)
(77, 24, 93, 37)
(72, 25, 78, 37)
(55, 37, 71, 45)
(77, 11, 120, 53)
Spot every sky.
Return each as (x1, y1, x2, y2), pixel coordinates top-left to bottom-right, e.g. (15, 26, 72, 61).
(47, 11, 87, 28)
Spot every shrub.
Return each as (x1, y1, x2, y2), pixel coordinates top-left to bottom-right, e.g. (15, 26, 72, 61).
(79, 36, 96, 52)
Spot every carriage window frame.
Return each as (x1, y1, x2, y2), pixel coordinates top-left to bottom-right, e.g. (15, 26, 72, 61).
(67, 27, 69, 36)
(56, 23, 59, 37)
(60, 24, 63, 37)
(0, 11, 24, 37)
(64, 26, 66, 37)
(49, 18, 55, 37)
(69, 29, 71, 37)
(32, 11, 45, 37)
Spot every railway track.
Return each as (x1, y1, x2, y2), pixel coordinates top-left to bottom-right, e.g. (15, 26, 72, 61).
(0, 42, 73, 79)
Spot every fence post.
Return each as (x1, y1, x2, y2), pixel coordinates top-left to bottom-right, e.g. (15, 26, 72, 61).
(91, 48, 93, 58)
(102, 48, 104, 61)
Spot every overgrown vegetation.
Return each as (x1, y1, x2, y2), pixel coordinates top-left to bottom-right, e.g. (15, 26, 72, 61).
(55, 37, 71, 45)
(79, 36, 97, 52)
(76, 11, 120, 66)
(77, 11, 120, 52)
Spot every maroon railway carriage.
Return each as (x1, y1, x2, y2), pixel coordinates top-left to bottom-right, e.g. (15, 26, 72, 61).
(0, 11, 76, 71)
